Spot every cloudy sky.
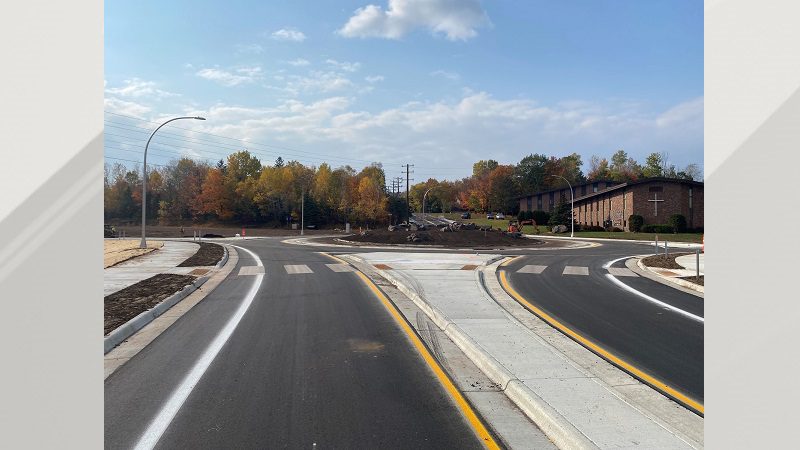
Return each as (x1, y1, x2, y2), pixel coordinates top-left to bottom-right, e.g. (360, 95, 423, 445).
(104, 0, 703, 181)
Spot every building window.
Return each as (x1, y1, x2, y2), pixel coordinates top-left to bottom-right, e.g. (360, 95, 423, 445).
(648, 186, 663, 192)
(581, 185, 586, 197)
(549, 192, 555, 209)
(689, 187, 693, 208)
(592, 182, 598, 193)
(537, 195, 542, 210)
(527, 197, 532, 211)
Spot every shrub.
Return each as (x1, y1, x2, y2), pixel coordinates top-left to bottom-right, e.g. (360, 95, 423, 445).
(628, 214, 644, 232)
(531, 210, 550, 225)
(641, 224, 674, 234)
(668, 214, 687, 233)
(611, 227, 623, 232)
(518, 210, 531, 220)
(583, 225, 605, 232)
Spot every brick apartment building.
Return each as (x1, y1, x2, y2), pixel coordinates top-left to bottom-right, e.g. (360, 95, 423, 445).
(518, 177, 704, 231)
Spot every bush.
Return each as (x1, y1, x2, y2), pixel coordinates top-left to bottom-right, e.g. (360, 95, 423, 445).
(628, 215, 644, 232)
(668, 214, 687, 233)
(611, 227, 623, 232)
(583, 225, 605, 232)
(531, 210, 550, 225)
(518, 210, 531, 220)
(641, 224, 674, 234)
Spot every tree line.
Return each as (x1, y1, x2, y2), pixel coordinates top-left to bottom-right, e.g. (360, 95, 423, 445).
(105, 149, 700, 227)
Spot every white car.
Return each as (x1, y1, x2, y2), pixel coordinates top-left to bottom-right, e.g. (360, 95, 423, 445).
(495, 213, 505, 220)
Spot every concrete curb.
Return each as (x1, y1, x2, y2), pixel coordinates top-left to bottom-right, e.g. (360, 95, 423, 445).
(527, 233, 703, 247)
(630, 258, 704, 296)
(346, 254, 598, 450)
(214, 245, 229, 269)
(104, 275, 208, 354)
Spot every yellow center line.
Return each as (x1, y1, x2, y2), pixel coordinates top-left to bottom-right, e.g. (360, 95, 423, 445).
(498, 269, 704, 415)
(320, 252, 501, 449)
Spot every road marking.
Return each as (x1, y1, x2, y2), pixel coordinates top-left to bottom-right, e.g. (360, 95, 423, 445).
(134, 244, 264, 450)
(517, 264, 547, 274)
(284, 264, 313, 274)
(325, 263, 355, 272)
(321, 253, 501, 449)
(607, 267, 637, 277)
(604, 274, 704, 323)
(562, 266, 589, 275)
(498, 267, 704, 415)
(238, 266, 264, 276)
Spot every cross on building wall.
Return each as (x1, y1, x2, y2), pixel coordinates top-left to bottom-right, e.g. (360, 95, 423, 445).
(648, 192, 665, 216)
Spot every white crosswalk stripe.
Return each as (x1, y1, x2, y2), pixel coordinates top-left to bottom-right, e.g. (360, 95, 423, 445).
(562, 266, 589, 276)
(238, 266, 264, 276)
(608, 267, 638, 277)
(326, 264, 355, 273)
(517, 264, 547, 274)
(284, 264, 313, 274)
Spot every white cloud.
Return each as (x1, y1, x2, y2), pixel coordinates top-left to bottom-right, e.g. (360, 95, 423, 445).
(103, 97, 152, 118)
(365, 75, 385, 83)
(430, 69, 460, 81)
(279, 71, 355, 94)
(195, 66, 263, 86)
(325, 59, 362, 72)
(104, 78, 178, 99)
(271, 28, 307, 42)
(338, 0, 491, 41)
(287, 58, 310, 66)
(235, 43, 264, 55)
(179, 93, 703, 177)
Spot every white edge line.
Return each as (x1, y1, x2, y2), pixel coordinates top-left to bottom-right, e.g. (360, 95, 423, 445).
(605, 273, 703, 323)
(133, 244, 264, 450)
(602, 259, 704, 323)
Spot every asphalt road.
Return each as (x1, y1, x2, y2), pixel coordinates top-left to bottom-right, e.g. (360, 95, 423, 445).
(499, 240, 704, 407)
(105, 239, 484, 449)
(106, 233, 704, 448)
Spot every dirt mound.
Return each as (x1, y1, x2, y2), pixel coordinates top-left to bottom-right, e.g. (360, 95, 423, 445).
(344, 228, 544, 248)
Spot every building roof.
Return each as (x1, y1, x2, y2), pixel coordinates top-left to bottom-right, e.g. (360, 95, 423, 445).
(517, 179, 616, 200)
(570, 177, 704, 203)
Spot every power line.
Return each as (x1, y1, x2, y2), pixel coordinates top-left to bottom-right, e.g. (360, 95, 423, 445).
(104, 111, 380, 165)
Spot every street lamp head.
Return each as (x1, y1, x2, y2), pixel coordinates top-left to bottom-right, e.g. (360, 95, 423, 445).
(194, 116, 206, 120)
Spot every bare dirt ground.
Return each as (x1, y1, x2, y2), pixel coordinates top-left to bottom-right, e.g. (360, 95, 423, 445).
(641, 252, 692, 270)
(104, 240, 163, 268)
(178, 242, 225, 267)
(114, 224, 335, 238)
(104, 273, 196, 335)
(340, 228, 549, 248)
(680, 275, 704, 286)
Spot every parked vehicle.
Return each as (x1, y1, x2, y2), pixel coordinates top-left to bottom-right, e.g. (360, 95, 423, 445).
(486, 212, 494, 220)
(461, 211, 471, 219)
(495, 212, 505, 220)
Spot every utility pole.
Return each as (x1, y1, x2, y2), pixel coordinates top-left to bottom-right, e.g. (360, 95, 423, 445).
(402, 164, 414, 223)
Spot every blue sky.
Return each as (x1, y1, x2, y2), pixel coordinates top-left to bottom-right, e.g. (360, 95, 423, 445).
(104, 0, 703, 180)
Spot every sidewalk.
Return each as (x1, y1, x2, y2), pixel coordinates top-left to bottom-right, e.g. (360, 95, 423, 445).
(350, 252, 700, 449)
(104, 240, 200, 296)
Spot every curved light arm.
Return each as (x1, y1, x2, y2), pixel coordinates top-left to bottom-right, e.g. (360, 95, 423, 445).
(141, 116, 206, 248)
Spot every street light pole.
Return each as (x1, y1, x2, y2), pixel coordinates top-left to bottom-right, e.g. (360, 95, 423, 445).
(422, 187, 434, 225)
(140, 116, 206, 248)
(548, 175, 574, 238)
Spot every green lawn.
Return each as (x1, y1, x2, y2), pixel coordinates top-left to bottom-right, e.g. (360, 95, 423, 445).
(434, 212, 703, 243)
